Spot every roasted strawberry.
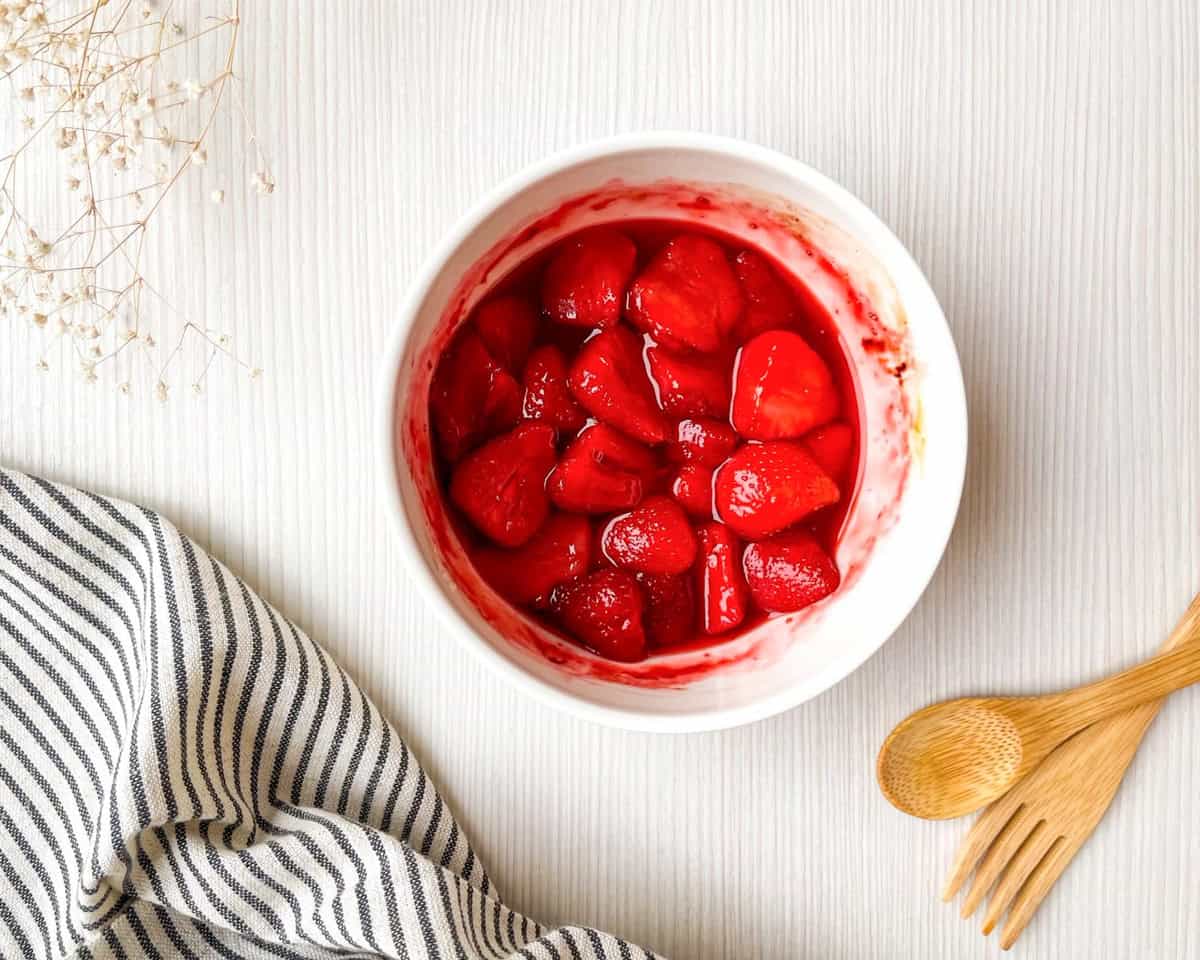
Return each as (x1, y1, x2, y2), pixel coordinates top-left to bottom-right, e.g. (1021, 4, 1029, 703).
(569, 422, 659, 479)
(731, 330, 840, 440)
(550, 569, 647, 661)
(541, 227, 638, 329)
(636, 571, 695, 648)
(473, 295, 538, 373)
(670, 463, 714, 518)
(546, 421, 660, 513)
(803, 422, 854, 482)
(430, 330, 522, 462)
(547, 450, 642, 513)
(742, 531, 840, 613)
(601, 496, 697, 575)
(645, 344, 731, 419)
(666, 417, 738, 466)
(731, 249, 798, 342)
(449, 422, 557, 547)
(625, 234, 744, 352)
(713, 441, 839, 539)
(522, 345, 586, 431)
(694, 521, 748, 634)
(472, 514, 591, 607)
(568, 327, 669, 444)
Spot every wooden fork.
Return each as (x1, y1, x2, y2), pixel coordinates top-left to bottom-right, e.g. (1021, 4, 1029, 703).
(942, 589, 1200, 949)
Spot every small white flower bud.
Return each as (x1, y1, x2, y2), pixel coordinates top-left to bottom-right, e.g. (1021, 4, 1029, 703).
(251, 170, 275, 195)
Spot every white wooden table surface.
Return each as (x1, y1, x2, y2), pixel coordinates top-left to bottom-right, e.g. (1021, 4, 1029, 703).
(4, 1, 1198, 956)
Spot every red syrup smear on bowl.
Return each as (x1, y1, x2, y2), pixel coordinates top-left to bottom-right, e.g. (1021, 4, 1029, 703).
(400, 182, 915, 688)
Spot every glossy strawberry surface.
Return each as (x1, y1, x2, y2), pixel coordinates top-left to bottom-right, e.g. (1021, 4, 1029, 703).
(430, 221, 861, 662)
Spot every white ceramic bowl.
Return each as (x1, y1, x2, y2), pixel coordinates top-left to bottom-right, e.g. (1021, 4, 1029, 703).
(376, 132, 966, 732)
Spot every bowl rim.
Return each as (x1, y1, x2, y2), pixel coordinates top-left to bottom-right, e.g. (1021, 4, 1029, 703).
(375, 131, 967, 733)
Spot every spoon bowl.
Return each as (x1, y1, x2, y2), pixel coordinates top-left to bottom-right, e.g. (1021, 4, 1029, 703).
(877, 699, 1027, 820)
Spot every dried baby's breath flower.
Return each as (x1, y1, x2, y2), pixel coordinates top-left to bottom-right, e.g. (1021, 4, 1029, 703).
(2, 0, 275, 398)
(252, 169, 275, 195)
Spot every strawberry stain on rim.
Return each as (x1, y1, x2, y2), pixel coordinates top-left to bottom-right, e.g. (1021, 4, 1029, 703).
(397, 180, 915, 689)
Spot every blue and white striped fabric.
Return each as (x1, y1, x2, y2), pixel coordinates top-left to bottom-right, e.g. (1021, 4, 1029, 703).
(0, 468, 657, 959)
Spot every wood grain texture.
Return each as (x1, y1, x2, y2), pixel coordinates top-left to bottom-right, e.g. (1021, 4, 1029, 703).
(2, 1, 1197, 956)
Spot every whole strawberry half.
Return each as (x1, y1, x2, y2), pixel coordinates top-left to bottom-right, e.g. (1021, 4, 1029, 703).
(541, 227, 638, 329)
(570, 422, 659, 478)
(742, 531, 840, 613)
(803, 422, 854, 482)
(430, 330, 522, 462)
(731, 249, 798, 342)
(547, 449, 643, 513)
(602, 495, 697, 575)
(645, 344, 731, 419)
(550, 568, 647, 662)
(522, 345, 586, 431)
(474, 295, 538, 373)
(547, 421, 666, 512)
(625, 234, 744, 352)
(636, 571, 695, 649)
(472, 514, 591, 607)
(568, 327, 668, 444)
(731, 330, 840, 440)
(670, 463, 714, 518)
(693, 521, 748, 634)
(449, 422, 557, 547)
(666, 417, 738, 467)
(713, 441, 839, 540)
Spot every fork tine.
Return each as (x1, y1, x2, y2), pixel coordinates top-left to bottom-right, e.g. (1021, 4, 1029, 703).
(960, 805, 1038, 918)
(998, 836, 1073, 950)
(981, 821, 1059, 934)
(942, 794, 1027, 901)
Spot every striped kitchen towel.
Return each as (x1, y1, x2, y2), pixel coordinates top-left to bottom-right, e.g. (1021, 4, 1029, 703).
(0, 468, 657, 960)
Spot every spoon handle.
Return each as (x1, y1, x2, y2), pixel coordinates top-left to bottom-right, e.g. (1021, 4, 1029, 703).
(1053, 608, 1200, 733)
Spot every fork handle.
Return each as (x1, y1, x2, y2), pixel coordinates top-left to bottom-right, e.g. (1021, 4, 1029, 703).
(1052, 606, 1200, 734)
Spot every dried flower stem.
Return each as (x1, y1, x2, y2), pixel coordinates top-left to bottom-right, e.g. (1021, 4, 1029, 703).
(1, 0, 273, 396)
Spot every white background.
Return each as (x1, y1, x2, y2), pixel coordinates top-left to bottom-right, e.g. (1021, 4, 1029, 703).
(3, 1, 1198, 956)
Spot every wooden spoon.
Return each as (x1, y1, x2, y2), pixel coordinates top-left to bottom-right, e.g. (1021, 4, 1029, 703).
(877, 632, 1200, 820)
